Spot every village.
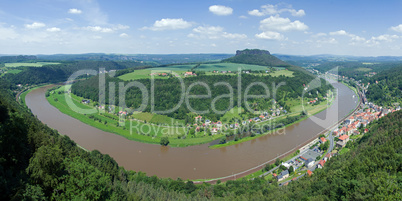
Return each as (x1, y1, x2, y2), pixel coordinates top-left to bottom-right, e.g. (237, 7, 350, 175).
(260, 71, 401, 186)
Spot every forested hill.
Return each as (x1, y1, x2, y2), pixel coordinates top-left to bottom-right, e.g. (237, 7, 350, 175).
(3, 61, 145, 85)
(222, 49, 291, 67)
(366, 65, 402, 106)
(1, 75, 401, 199)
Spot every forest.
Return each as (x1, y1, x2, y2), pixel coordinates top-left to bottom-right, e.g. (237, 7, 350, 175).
(366, 66, 402, 106)
(0, 75, 400, 200)
(3, 61, 145, 86)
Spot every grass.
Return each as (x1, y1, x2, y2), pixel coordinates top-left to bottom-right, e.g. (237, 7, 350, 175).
(355, 67, 372, 72)
(118, 69, 185, 81)
(46, 85, 227, 147)
(269, 70, 294, 77)
(339, 148, 350, 155)
(4, 62, 60, 68)
(7, 69, 22, 74)
(132, 112, 185, 125)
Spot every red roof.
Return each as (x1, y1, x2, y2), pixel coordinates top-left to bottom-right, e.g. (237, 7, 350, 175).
(339, 135, 349, 141)
(307, 170, 312, 176)
(272, 173, 277, 177)
(318, 160, 326, 167)
(320, 137, 327, 143)
(299, 156, 307, 161)
(364, 128, 369, 133)
(292, 177, 297, 181)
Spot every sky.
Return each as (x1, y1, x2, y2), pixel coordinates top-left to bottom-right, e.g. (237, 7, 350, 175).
(1, 0, 402, 56)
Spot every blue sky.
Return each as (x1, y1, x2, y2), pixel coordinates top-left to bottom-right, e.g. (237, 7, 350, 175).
(1, 0, 402, 56)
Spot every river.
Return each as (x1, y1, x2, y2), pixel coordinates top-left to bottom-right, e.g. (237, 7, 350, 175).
(25, 81, 358, 180)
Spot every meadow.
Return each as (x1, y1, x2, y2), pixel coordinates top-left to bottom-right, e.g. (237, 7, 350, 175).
(4, 62, 60, 67)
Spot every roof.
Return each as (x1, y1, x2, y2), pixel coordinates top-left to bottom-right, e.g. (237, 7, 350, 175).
(281, 170, 289, 176)
(320, 137, 327, 143)
(318, 160, 326, 167)
(307, 170, 313, 176)
(299, 156, 307, 161)
(306, 158, 314, 164)
(272, 173, 277, 177)
(339, 135, 349, 141)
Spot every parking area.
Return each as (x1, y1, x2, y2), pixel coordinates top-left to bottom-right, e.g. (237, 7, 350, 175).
(302, 149, 321, 160)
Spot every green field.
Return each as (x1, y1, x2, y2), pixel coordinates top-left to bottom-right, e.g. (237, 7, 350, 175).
(132, 112, 185, 125)
(269, 70, 294, 77)
(7, 69, 22, 74)
(119, 63, 290, 81)
(118, 69, 186, 81)
(4, 62, 60, 68)
(355, 67, 372, 72)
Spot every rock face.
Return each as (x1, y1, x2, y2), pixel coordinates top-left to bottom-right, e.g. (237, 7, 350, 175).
(223, 49, 290, 67)
(235, 49, 271, 56)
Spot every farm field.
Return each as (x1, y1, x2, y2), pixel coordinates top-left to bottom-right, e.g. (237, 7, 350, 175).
(119, 63, 290, 81)
(4, 62, 60, 67)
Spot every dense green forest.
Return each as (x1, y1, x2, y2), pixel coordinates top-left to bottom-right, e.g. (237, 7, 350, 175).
(366, 66, 402, 106)
(71, 70, 332, 121)
(3, 61, 145, 86)
(0, 55, 37, 63)
(0, 75, 401, 199)
(314, 61, 402, 81)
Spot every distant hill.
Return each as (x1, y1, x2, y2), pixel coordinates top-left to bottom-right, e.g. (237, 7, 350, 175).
(222, 49, 291, 67)
(0, 55, 37, 63)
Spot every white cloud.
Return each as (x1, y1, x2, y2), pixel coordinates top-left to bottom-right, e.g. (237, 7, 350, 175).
(142, 18, 192, 31)
(209, 5, 233, 16)
(248, 9, 265, 17)
(239, 15, 248, 19)
(68, 8, 82, 14)
(329, 30, 366, 42)
(119, 33, 128, 38)
(255, 31, 285, 40)
(84, 26, 113, 33)
(390, 24, 402, 33)
(370, 34, 399, 42)
(46, 27, 61, 32)
(329, 30, 349, 36)
(248, 4, 305, 17)
(82, 24, 129, 33)
(259, 15, 308, 32)
(189, 25, 247, 40)
(25, 22, 46, 29)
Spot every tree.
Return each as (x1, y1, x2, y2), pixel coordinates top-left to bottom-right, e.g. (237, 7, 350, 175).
(160, 137, 170, 146)
(288, 166, 294, 174)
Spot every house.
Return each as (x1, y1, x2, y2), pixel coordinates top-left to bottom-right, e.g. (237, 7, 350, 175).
(259, 115, 265, 120)
(320, 137, 327, 143)
(324, 153, 332, 162)
(194, 115, 202, 121)
(336, 135, 349, 148)
(364, 128, 369, 133)
(306, 158, 315, 168)
(211, 128, 218, 134)
(317, 160, 326, 169)
(272, 173, 277, 177)
(254, 117, 260, 122)
(307, 170, 313, 176)
(205, 119, 211, 125)
(277, 170, 289, 182)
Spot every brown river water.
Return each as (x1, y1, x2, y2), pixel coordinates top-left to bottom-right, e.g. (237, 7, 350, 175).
(25, 81, 358, 180)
